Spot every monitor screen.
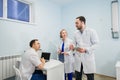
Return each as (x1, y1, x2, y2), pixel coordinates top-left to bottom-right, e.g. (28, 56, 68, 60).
(41, 52, 51, 60)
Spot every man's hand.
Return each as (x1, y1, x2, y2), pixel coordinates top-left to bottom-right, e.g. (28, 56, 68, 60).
(69, 44, 74, 50)
(38, 58, 45, 69)
(76, 47, 86, 53)
(40, 58, 45, 64)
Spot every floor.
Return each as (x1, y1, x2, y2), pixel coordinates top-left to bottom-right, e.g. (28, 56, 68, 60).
(4, 76, 15, 80)
(73, 74, 116, 80)
(5, 74, 116, 80)
(94, 74, 116, 80)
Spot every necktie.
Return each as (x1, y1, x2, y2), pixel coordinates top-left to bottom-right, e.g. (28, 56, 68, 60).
(59, 42, 64, 62)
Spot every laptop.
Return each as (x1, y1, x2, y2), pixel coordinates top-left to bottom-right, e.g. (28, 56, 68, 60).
(41, 52, 51, 62)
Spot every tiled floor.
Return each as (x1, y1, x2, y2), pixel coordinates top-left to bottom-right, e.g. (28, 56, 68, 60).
(5, 74, 116, 80)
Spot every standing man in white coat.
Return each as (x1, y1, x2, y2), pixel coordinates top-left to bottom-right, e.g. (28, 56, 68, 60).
(74, 16, 99, 80)
(58, 29, 74, 80)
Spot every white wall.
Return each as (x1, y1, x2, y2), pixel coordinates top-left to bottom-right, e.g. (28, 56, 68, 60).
(0, 0, 62, 59)
(61, 0, 120, 77)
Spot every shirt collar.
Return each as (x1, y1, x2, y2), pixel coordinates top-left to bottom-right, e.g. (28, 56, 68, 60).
(79, 26, 87, 34)
(30, 48, 36, 52)
(62, 37, 69, 43)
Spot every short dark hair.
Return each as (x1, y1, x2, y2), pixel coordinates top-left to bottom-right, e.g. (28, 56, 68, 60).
(29, 39, 38, 47)
(76, 16, 86, 24)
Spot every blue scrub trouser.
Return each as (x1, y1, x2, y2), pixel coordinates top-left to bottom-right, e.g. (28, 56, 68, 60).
(31, 70, 46, 80)
(65, 73, 73, 80)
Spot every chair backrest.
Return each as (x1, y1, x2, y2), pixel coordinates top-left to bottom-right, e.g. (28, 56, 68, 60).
(13, 65, 22, 80)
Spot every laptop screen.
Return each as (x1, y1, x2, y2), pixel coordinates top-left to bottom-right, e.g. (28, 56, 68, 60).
(41, 52, 51, 60)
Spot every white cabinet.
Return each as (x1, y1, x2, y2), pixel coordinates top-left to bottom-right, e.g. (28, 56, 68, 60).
(43, 59, 64, 80)
(116, 61, 120, 80)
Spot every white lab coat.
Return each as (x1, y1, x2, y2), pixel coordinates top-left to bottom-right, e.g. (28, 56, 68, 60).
(58, 38, 74, 73)
(74, 27, 99, 74)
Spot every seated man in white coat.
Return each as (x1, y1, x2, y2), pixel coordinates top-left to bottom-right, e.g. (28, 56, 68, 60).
(19, 39, 46, 80)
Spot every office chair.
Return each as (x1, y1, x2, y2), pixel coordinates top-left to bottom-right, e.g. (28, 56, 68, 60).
(13, 65, 22, 80)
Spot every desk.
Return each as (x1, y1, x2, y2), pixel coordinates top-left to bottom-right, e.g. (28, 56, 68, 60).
(116, 61, 120, 80)
(43, 59, 64, 80)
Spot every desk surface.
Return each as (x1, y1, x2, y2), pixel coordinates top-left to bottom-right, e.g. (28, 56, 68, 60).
(43, 59, 63, 70)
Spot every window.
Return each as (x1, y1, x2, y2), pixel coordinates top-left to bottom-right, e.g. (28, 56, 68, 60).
(7, 0, 30, 22)
(0, 0, 34, 23)
(0, 0, 3, 17)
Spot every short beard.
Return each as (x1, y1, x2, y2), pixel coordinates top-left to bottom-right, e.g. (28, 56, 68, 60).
(77, 27, 82, 30)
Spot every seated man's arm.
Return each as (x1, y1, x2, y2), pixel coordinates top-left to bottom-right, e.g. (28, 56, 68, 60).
(37, 58, 45, 69)
(30, 54, 45, 70)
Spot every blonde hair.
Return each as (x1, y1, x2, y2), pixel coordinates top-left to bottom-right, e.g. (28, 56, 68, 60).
(60, 29, 67, 38)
